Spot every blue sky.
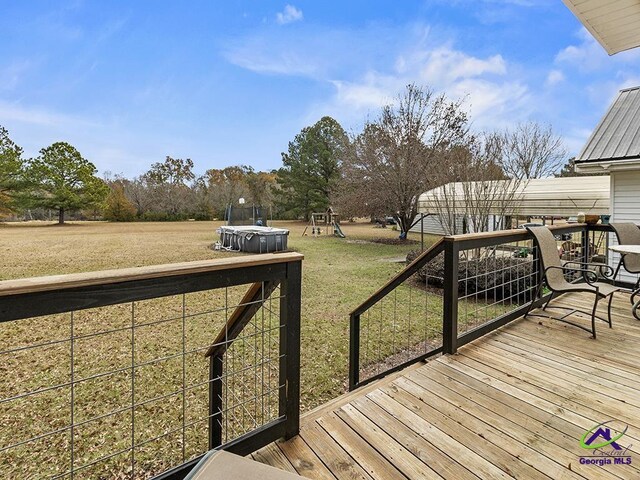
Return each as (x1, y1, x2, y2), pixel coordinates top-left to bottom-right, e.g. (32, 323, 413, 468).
(1, 1, 640, 178)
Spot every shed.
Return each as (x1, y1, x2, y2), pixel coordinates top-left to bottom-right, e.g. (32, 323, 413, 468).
(575, 86, 640, 283)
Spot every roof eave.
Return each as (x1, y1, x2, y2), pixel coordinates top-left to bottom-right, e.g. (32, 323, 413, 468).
(575, 157, 640, 173)
(561, 1, 616, 55)
(562, 0, 640, 55)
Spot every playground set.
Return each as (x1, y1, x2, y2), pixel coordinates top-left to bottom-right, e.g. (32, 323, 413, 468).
(302, 208, 346, 238)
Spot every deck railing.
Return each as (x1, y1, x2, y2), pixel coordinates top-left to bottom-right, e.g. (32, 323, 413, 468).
(0, 252, 302, 479)
(349, 223, 616, 390)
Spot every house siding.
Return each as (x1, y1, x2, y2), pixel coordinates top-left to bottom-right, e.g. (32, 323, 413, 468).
(610, 171, 640, 285)
(408, 214, 464, 236)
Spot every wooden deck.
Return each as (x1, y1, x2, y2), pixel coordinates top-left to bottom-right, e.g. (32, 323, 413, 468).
(251, 291, 640, 479)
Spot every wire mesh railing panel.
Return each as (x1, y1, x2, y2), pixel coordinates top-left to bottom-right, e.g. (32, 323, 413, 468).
(216, 287, 283, 445)
(0, 275, 291, 480)
(350, 225, 625, 390)
(456, 239, 539, 336)
(355, 254, 444, 386)
(454, 227, 612, 338)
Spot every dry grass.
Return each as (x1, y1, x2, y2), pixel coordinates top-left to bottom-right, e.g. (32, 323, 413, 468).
(0, 220, 437, 479)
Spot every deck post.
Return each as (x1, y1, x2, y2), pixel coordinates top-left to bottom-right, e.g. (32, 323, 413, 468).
(581, 225, 590, 264)
(443, 239, 460, 354)
(531, 239, 543, 307)
(349, 313, 360, 391)
(280, 260, 302, 440)
(208, 354, 223, 449)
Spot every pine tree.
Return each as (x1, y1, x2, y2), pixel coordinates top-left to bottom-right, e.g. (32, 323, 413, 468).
(104, 182, 137, 221)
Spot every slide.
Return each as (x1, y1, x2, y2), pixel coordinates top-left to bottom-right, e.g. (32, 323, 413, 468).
(333, 223, 346, 238)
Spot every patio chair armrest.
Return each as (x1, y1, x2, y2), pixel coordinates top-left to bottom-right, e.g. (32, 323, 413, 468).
(545, 265, 599, 286)
(562, 261, 615, 280)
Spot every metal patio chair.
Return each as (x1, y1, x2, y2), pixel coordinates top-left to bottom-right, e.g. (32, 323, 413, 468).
(610, 222, 640, 291)
(525, 226, 619, 338)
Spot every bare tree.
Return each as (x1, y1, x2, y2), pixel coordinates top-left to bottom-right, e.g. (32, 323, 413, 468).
(335, 84, 469, 236)
(144, 156, 196, 217)
(200, 166, 251, 217)
(499, 122, 566, 179)
(123, 176, 154, 217)
(426, 133, 525, 237)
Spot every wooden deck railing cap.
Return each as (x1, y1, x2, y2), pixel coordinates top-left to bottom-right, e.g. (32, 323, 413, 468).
(443, 223, 589, 242)
(0, 252, 304, 297)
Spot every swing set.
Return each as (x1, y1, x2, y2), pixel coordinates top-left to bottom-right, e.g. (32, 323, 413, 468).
(302, 208, 346, 238)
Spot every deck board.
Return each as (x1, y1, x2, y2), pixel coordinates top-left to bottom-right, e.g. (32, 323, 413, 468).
(276, 437, 337, 480)
(254, 292, 640, 479)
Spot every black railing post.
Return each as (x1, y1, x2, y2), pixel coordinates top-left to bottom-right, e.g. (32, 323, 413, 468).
(208, 354, 223, 449)
(532, 238, 543, 306)
(582, 225, 590, 265)
(349, 313, 360, 391)
(443, 239, 460, 354)
(280, 260, 302, 440)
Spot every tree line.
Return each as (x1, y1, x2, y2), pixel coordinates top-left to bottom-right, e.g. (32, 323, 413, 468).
(280, 84, 568, 235)
(0, 83, 568, 229)
(0, 129, 279, 223)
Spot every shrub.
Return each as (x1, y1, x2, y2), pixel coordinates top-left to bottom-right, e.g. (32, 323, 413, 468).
(103, 184, 136, 222)
(139, 211, 190, 222)
(192, 212, 212, 221)
(407, 250, 535, 303)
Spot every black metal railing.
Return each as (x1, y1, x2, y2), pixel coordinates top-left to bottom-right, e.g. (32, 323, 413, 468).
(349, 223, 623, 390)
(0, 253, 302, 479)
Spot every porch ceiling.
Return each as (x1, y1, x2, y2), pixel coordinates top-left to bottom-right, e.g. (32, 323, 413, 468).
(563, 0, 640, 55)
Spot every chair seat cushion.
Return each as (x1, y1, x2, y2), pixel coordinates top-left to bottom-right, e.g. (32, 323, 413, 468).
(186, 450, 306, 480)
(556, 281, 620, 297)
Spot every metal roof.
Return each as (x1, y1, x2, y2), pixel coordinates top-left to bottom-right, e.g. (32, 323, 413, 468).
(563, 0, 640, 55)
(575, 86, 640, 163)
(418, 176, 610, 217)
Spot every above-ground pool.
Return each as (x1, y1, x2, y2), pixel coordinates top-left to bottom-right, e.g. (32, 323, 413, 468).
(217, 226, 289, 253)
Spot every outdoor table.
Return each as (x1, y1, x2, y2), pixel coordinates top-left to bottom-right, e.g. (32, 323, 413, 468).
(609, 245, 640, 320)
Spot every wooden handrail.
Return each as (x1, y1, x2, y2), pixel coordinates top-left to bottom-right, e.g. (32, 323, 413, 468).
(443, 223, 597, 250)
(350, 223, 607, 318)
(350, 238, 445, 317)
(443, 223, 589, 243)
(349, 222, 612, 390)
(205, 280, 280, 358)
(0, 252, 304, 297)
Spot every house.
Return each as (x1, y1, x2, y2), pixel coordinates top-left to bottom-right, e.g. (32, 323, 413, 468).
(575, 86, 640, 283)
(410, 176, 610, 235)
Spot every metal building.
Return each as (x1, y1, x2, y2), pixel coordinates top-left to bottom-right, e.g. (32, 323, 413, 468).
(410, 176, 610, 236)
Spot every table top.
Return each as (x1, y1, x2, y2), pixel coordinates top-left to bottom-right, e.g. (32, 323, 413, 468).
(609, 244, 640, 255)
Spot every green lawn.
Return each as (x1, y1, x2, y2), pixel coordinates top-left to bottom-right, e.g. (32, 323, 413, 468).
(0, 220, 439, 478)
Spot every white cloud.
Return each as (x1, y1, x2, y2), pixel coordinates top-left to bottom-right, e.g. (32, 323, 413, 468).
(224, 21, 570, 138)
(0, 60, 34, 91)
(330, 79, 394, 111)
(276, 5, 303, 25)
(419, 48, 506, 84)
(305, 42, 530, 131)
(224, 44, 320, 76)
(545, 69, 564, 87)
(556, 28, 640, 72)
(555, 30, 606, 71)
(0, 100, 97, 128)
